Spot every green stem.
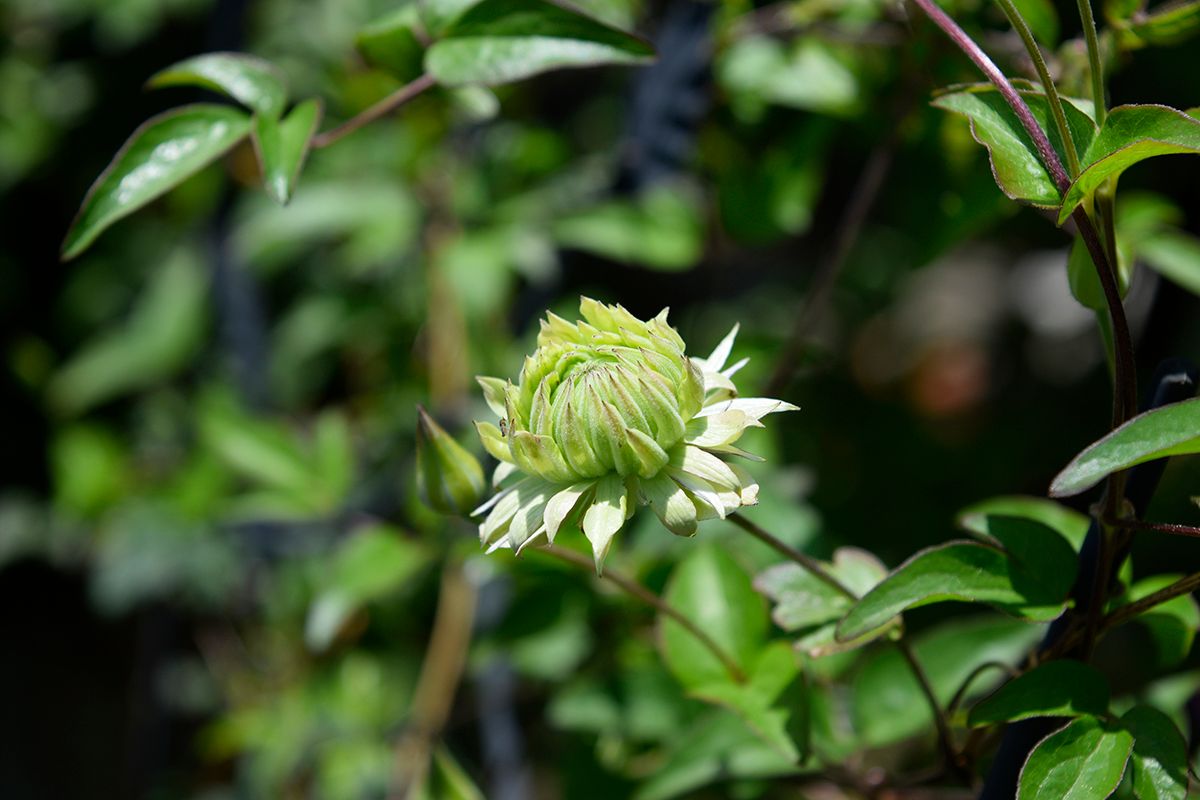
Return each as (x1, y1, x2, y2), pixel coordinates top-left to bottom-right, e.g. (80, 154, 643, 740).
(312, 74, 436, 149)
(898, 640, 968, 779)
(728, 513, 856, 598)
(992, 0, 1081, 175)
(1076, 0, 1108, 127)
(1103, 570, 1200, 630)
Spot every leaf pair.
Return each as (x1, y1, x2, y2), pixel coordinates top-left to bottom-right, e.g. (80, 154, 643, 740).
(63, 53, 321, 260)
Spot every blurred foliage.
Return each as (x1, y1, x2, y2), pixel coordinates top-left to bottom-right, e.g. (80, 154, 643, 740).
(4, 0, 1200, 796)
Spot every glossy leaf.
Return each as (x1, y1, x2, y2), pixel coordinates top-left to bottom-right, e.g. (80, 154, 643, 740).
(1121, 706, 1188, 800)
(1018, 717, 1134, 800)
(1140, 230, 1200, 296)
(969, 661, 1110, 727)
(147, 52, 288, 117)
(853, 616, 1043, 746)
(356, 6, 428, 82)
(1059, 105, 1200, 223)
(252, 98, 322, 205)
(1050, 397, 1200, 496)
(47, 251, 208, 414)
(1113, 575, 1200, 668)
(424, 0, 654, 86)
(958, 495, 1090, 551)
(660, 545, 768, 689)
(837, 517, 1077, 640)
(932, 84, 1097, 208)
(62, 104, 251, 259)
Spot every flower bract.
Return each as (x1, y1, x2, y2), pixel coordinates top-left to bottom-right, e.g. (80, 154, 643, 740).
(473, 297, 797, 570)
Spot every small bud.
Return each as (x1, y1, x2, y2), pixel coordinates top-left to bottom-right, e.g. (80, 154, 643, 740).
(416, 405, 486, 516)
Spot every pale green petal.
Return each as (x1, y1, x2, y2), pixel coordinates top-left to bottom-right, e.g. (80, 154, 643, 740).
(509, 430, 575, 482)
(543, 481, 594, 542)
(675, 445, 742, 493)
(624, 427, 670, 477)
(728, 463, 760, 506)
(703, 443, 765, 462)
(582, 474, 628, 571)
(475, 421, 514, 463)
(507, 481, 554, 550)
(722, 356, 749, 378)
(478, 481, 526, 546)
(641, 473, 698, 537)
(669, 468, 740, 519)
(684, 409, 760, 448)
(696, 397, 800, 420)
(699, 323, 739, 373)
(476, 376, 509, 418)
(492, 460, 518, 487)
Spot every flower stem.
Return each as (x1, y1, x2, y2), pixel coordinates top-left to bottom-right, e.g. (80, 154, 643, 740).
(1075, 0, 1108, 128)
(991, 0, 1081, 175)
(1103, 570, 1200, 630)
(540, 544, 747, 683)
(898, 639, 968, 779)
(728, 513, 855, 598)
(312, 74, 437, 149)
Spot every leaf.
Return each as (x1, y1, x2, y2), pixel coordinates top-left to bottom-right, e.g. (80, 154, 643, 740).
(62, 104, 251, 259)
(356, 6, 428, 82)
(691, 642, 804, 760)
(552, 186, 703, 271)
(718, 36, 861, 116)
(932, 84, 1097, 208)
(251, 98, 322, 205)
(1127, 0, 1200, 46)
(1018, 716, 1134, 800)
(1113, 575, 1200, 668)
(837, 516, 1077, 641)
(1011, 0, 1061, 43)
(424, 0, 654, 86)
(660, 544, 768, 689)
(969, 661, 1111, 727)
(47, 251, 208, 414)
(1050, 397, 1200, 496)
(1140, 230, 1200, 296)
(1059, 105, 1200, 223)
(147, 52, 288, 117)
(754, 547, 885, 631)
(1121, 706, 1188, 800)
(852, 616, 1044, 747)
(958, 495, 1091, 551)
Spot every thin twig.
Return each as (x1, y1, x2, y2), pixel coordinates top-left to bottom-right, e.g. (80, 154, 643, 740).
(1075, 0, 1108, 127)
(728, 513, 856, 598)
(313, 74, 437, 149)
(1103, 570, 1200, 630)
(539, 544, 747, 683)
(1105, 517, 1200, 538)
(898, 639, 970, 780)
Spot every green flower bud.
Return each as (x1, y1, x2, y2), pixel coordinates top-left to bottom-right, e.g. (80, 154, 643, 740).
(416, 405, 486, 516)
(474, 298, 798, 571)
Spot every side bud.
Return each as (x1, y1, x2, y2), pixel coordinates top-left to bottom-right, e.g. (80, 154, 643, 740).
(416, 405, 486, 516)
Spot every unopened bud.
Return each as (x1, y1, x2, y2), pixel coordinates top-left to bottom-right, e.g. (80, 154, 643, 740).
(416, 405, 486, 516)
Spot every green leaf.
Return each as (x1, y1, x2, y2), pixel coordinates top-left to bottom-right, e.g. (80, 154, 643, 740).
(1059, 105, 1200, 223)
(252, 98, 322, 205)
(691, 642, 804, 760)
(1140, 230, 1200, 296)
(718, 37, 861, 116)
(1018, 717, 1134, 800)
(1067, 233, 1116, 311)
(147, 52, 288, 117)
(1010, 0, 1061, 43)
(1121, 706, 1189, 800)
(969, 661, 1111, 727)
(356, 6, 428, 82)
(47, 251, 208, 414)
(958, 495, 1091, 551)
(932, 84, 1097, 208)
(424, 0, 654, 86)
(853, 616, 1044, 747)
(1113, 575, 1200, 669)
(1127, 0, 1200, 46)
(552, 186, 703, 271)
(660, 544, 768, 689)
(837, 516, 1077, 640)
(1050, 397, 1200, 496)
(62, 104, 252, 259)
(754, 547, 885, 631)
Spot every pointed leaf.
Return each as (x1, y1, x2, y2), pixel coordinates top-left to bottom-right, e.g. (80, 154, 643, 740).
(957, 495, 1090, 551)
(1059, 105, 1200, 223)
(252, 98, 322, 205)
(969, 661, 1110, 727)
(424, 0, 654, 87)
(147, 52, 288, 117)
(1050, 397, 1200, 496)
(1121, 706, 1188, 800)
(1018, 717, 1134, 800)
(356, 6, 428, 82)
(932, 84, 1097, 208)
(63, 104, 251, 259)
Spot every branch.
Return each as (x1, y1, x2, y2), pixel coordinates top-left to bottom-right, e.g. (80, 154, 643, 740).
(728, 513, 856, 598)
(1105, 517, 1200, 539)
(313, 74, 437, 149)
(1103, 570, 1200, 630)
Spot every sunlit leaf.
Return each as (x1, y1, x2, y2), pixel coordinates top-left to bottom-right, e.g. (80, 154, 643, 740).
(1018, 716, 1133, 800)
(62, 104, 251, 259)
(1121, 706, 1188, 800)
(1050, 397, 1200, 496)
(968, 661, 1110, 727)
(1059, 105, 1200, 223)
(147, 52, 288, 117)
(252, 99, 322, 204)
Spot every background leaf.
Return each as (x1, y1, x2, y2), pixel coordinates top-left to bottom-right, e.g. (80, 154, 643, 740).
(1121, 706, 1188, 800)
(147, 52, 288, 117)
(252, 98, 322, 205)
(969, 661, 1110, 727)
(356, 7, 428, 82)
(62, 104, 251, 259)
(1113, 576, 1200, 669)
(1050, 397, 1200, 496)
(1018, 716, 1134, 800)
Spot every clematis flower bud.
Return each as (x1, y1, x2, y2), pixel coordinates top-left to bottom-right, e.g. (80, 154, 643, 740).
(473, 297, 798, 570)
(416, 405, 486, 516)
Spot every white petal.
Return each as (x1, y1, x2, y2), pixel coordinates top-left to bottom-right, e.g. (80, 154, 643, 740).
(543, 481, 595, 542)
(476, 376, 510, 418)
(669, 469, 738, 519)
(721, 356, 750, 378)
(684, 409, 760, 448)
(641, 473, 698, 537)
(676, 445, 742, 493)
(581, 474, 628, 571)
(702, 323, 739, 373)
(507, 483, 554, 550)
(696, 397, 800, 420)
(492, 461, 518, 488)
